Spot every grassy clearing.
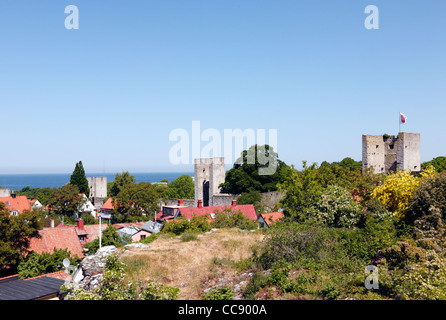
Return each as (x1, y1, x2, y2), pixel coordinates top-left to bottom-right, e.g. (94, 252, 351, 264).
(120, 228, 264, 300)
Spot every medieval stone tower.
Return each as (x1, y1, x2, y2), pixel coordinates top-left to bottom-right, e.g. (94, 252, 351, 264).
(87, 176, 107, 210)
(194, 157, 226, 207)
(362, 132, 420, 174)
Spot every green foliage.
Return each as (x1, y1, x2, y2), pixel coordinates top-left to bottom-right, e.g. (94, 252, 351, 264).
(278, 162, 323, 220)
(113, 182, 159, 222)
(243, 271, 268, 299)
(210, 208, 260, 230)
(0, 205, 40, 277)
(405, 173, 446, 238)
(422, 156, 446, 172)
(253, 220, 403, 299)
(219, 144, 291, 194)
(164, 174, 194, 200)
(16, 187, 52, 206)
(84, 226, 123, 255)
(200, 286, 234, 300)
(237, 190, 263, 213)
(17, 248, 80, 279)
(109, 172, 136, 197)
(162, 215, 211, 236)
(303, 184, 364, 228)
(46, 183, 85, 217)
(63, 254, 179, 300)
(70, 161, 89, 198)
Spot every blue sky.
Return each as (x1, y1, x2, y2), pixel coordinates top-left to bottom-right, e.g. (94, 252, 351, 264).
(0, 0, 445, 174)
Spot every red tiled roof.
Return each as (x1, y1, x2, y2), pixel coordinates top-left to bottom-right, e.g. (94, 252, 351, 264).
(28, 227, 85, 258)
(83, 224, 108, 243)
(101, 198, 115, 210)
(157, 204, 258, 222)
(0, 196, 32, 215)
(260, 212, 284, 226)
(112, 222, 145, 230)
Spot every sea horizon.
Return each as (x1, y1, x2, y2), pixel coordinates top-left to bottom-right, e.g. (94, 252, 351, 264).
(0, 172, 194, 191)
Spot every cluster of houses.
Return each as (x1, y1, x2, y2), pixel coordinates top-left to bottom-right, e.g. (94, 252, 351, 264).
(0, 187, 284, 300)
(0, 190, 284, 260)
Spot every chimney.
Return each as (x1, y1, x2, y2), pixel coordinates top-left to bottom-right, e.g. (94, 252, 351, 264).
(232, 200, 236, 207)
(77, 219, 84, 230)
(197, 200, 202, 208)
(178, 199, 184, 206)
(50, 219, 54, 228)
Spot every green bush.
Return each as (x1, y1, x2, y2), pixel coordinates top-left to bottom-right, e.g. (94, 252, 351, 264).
(304, 184, 364, 228)
(210, 208, 260, 230)
(201, 286, 234, 300)
(162, 215, 211, 236)
(405, 173, 446, 237)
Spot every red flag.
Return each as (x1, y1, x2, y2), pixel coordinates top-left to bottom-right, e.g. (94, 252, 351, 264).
(400, 113, 407, 124)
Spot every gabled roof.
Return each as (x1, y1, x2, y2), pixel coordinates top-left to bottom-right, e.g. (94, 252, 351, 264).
(101, 198, 115, 210)
(258, 211, 284, 226)
(0, 196, 32, 214)
(0, 274, 66, 300)
(29, 227, 85, 258)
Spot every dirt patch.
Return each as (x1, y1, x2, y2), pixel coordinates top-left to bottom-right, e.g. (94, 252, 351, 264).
(120, 228, 264, 300)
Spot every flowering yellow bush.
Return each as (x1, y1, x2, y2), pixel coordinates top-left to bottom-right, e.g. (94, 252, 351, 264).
(371, 166, 436, 218)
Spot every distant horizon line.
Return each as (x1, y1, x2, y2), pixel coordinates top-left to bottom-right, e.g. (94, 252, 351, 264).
(0, 171, 195, 175)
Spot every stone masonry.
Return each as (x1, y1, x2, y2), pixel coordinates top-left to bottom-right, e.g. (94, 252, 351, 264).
(362, 132, 420, 174)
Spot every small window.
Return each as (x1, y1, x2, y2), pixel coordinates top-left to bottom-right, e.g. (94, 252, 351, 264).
(141, 235, 146, 240)
(376, 145, 379, 148)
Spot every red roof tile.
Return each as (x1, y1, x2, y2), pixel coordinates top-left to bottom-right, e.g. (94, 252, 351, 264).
(28, 227, 85, 258)
(260, 212, 284, 226)
(101, 198, 115, 210)
(0, 196, 32, 215)
(158, 204, 258, 222)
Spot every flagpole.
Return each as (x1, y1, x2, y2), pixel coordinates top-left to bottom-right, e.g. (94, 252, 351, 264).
(399, 112, 401, 133)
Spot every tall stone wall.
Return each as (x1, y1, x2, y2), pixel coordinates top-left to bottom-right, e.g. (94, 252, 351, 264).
(87, 176, 107, 209)
(362, 132, 420, 174)
(194, 157, 225, 207)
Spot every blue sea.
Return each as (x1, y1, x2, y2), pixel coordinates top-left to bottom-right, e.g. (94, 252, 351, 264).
(0, 172, 193, 191)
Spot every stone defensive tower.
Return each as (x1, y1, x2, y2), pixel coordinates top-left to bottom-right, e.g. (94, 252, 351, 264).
(194, 157, 226, 207)
(362, 132, 420, 174)
(87, 176, 107, 210)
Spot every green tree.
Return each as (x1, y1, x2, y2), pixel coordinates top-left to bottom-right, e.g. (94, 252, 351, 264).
(70, 161, 90, 197)
(421, 156, 446, 172)
(219, 144, 291, 194)
(113, 182, 159, 222)
(17, 248, 80, 279)
(405, 172, 446, 238)
(0, 204, 40, 277)
(304, 184, 364, 228)
(278, 161, 323, 221)
(110, 171, 136, 197)
(237, 190, 263, 213)
(16, 187, 52, 206)
(210, 208, 259, 230)
(84, 226, 122, 255)
(47, 184, 85, 218)
(164, 175, 194, 199)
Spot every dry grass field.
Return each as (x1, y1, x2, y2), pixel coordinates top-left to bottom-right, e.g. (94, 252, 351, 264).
(120, 228, 265, 300)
